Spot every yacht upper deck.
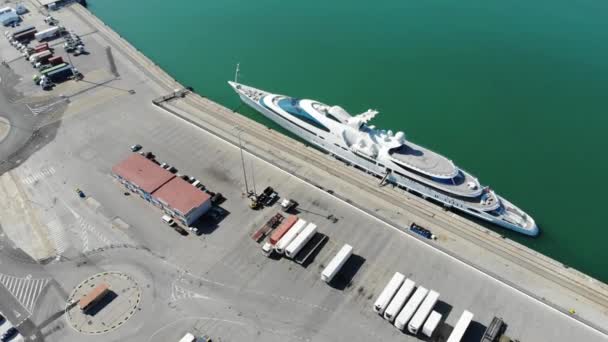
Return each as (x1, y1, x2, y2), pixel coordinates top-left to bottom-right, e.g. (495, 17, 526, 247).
(389, 142, 458, 179)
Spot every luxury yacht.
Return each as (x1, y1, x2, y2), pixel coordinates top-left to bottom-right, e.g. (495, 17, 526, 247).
(228, 81, 538, 236)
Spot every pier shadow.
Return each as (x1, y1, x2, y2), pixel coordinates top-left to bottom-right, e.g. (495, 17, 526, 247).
(433, 300, 453, 319)
(462, 321, 487, 342)
(84, 290, 117, 316)
(328, 254, 366, 290)
(300, 233, 329, 268)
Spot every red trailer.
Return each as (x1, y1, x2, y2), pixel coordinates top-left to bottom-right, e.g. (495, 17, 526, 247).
(34, 43, 49, 53)
(269, 215, 298, 245)
(48, 56, 63, 65)
(251, 213, 284, 242)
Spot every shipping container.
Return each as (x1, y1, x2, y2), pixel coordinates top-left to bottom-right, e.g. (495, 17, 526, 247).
(46, 65, 73, 82)
(275, 219, 307, 254)
(446, 310, 474, 342)
(48, 56, 63, 65)
(383, 278, 415, 322)
(28, 50, 51, 62)
(30, 50, 52, 63)
(394, 286, 428, 330)
(321, 244, 353, 283)
(408, 289, 440, 334)
(41, 62, 67, 76)
(285, 222, 317, 258)
(269, 215, 298, 245)
(373, 272, 405, 315)
(33, 43, 49, 52)
(422, 311, 442, 337)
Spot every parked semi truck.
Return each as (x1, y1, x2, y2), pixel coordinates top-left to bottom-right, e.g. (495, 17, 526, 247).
(394, 286, 428, 331)
(321, 244, 353, 283)
(285, 223, 317, 258)
(422, 310, 442, 337)
(33, 62, 67, 83)
(446, 310, 474, 342)
(275, 219, 307, 254)
(35, 26, 61, 41)
(408, 289, 440, 334)
(30, 50, 52, 65)
(12, 28, 36, 42)
(373, 272, 405, 315)
(383, 278, 415, 323)
(39, 65, 74, 89)
(5, 25, 34, 39)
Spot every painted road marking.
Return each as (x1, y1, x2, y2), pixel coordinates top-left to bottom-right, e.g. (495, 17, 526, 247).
(0, 274, 49, 314)
(47, 220, 69, 255)
(170, 282, 210, 302)
(21, 166, 56, 185)
(77, 216, 112, 248)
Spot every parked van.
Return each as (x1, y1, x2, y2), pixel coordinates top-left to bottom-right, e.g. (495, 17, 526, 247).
(161, 215, 175, 226)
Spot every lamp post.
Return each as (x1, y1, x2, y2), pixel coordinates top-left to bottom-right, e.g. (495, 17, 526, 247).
(236, 128, 250, 196)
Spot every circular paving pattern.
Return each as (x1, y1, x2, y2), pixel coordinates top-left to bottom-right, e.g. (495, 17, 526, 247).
(66, 271, 142, 335)
(0, 116, 10, 143)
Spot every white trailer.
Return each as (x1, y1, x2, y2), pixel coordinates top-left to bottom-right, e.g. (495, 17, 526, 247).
(422, 310, 442, 337)
(372, 272, 405, 315)
(394, 286, 428, 330)
(35, 26, 60, 41)
(383, 278, 415, 322)
(275, 219, 307, 254)
(285, 223, 317, 258)
(446, 310, 474, 342)
(321, 244, 353, 283)
(408, 289, 440, 334)
(178, 332, 196, 342)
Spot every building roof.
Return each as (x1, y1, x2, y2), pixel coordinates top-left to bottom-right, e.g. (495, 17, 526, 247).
(79, 282, 109, 310)
(111, 153, 175, 194)
(152, 177, 211, 216)
(0, 9, 18, 24)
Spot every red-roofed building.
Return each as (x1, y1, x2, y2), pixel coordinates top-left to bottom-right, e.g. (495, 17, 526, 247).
(112, 153, 212, 226)
(111, 153, 175, 202)
(152, 177, 211, 225)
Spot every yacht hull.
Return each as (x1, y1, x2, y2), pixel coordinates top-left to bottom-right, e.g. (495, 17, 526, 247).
(235, 91, 538, 236)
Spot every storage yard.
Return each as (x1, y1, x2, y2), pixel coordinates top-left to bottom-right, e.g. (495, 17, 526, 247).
(0, 2, 606, 342)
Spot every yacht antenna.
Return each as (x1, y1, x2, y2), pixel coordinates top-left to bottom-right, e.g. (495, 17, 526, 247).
(234, 63, 240, 83)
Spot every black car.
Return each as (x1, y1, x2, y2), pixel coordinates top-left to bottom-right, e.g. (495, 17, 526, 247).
(264, 192, 278, 206)
(1, 327, 18, 342)
(0, 313, 5, 325)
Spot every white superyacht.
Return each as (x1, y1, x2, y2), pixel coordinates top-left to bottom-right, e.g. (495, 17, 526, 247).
(228, 81, 538, 236)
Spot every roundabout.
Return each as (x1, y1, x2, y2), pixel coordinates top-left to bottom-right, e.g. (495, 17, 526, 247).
(65, 271, 142, 335)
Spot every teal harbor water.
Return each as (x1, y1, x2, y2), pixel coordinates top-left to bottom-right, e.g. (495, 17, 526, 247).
(88, 0, 608, 282)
